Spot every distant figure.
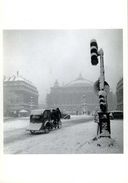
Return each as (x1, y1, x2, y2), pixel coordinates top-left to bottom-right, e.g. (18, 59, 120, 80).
(56, 108, 61, 122)
(51, 109, 57, 122)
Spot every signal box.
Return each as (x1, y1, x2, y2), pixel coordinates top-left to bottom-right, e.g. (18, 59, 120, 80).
(98, 112, 111, 137)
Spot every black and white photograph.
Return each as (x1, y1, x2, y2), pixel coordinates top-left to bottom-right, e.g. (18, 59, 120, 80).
(3, 29, 123, 154)
(0, 0, 128, 183)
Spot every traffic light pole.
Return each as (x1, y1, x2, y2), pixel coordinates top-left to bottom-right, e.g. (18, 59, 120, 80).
(99, 49, 105, 91)
(98, 49, 111, 138)
(90, 39, 111, 139)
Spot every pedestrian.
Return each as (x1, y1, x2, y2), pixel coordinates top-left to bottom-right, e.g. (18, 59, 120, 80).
(56, 108, 61, 122)
(51, 109, 56, 122)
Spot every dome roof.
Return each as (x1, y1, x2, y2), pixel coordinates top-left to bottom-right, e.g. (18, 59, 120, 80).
(64, 74, 93, 88)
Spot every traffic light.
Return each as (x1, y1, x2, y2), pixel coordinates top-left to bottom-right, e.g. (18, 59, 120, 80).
(94, 79, 110, 96)
(98, 90, 107, 112)
(90, 39, 98, 65)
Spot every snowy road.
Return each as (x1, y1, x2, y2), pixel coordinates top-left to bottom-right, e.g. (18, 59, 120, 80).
(3, 115, 123, 154)
(4, 115, 93, 144)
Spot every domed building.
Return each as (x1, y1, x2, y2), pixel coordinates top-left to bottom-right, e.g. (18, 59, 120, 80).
(46, 74, 99, 114)
(3, 72, 39, 117)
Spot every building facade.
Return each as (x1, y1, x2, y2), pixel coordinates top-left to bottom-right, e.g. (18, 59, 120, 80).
(3, 73, 39, 116)
(46, 74, 99, 114)
(116, 77, 123, 111)
(107, 91, 117, 111)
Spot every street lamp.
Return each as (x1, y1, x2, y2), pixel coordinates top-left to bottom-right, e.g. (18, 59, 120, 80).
(82, 95, 87, 114)
(90, 39, 111, 138)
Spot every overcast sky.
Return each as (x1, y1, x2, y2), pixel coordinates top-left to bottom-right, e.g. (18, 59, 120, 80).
(3, 29, 123, 104)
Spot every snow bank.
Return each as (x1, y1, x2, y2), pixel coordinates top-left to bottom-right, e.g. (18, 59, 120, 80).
(4, 118, 29, 132)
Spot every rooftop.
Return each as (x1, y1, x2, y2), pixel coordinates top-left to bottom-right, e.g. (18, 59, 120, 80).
(4, 72, 33, 86)
(63, 74, 93, 88)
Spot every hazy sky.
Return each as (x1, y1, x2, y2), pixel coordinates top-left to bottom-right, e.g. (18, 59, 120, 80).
(3, 30, 123, 104)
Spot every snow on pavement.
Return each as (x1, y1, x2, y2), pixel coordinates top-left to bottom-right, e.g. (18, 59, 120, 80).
(4, 117, 29, 132)
(4, 115, 91, 132)
(23, 120, 123, 154)
(4, 117, 123, 154)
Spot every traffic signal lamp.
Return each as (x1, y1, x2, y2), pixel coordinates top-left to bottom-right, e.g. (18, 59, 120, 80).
(98, 90, 107, 112)
(90, 39, 98, 65)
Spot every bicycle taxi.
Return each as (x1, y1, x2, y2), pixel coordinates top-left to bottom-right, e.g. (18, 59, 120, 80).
(26, 109, 62, 134)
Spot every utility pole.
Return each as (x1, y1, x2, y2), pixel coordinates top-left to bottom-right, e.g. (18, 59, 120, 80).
(90, 39, 111, 139)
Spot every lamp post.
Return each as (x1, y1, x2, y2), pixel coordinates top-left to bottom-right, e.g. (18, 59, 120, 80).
(82, 95, 87, 114)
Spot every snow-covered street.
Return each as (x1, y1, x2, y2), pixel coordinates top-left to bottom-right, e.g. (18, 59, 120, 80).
(4, 115, 123, 154)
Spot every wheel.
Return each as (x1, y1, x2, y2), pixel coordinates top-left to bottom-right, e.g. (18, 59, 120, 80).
(58, 121, 62, 129)
(44, 128, 49, 133)
(44, 123, 50, 133)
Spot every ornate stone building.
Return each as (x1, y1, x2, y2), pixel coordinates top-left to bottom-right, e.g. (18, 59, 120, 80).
(107, 91, 117, 111)
(46, 74, 99, 114)
(116, 77, 123, 110)
(3, 73, 39, 116)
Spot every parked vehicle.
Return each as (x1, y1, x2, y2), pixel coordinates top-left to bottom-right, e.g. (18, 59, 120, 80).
(26, 109, 62, 134)
(109, 110, 123, 120)
(61, 113, 71, 119)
